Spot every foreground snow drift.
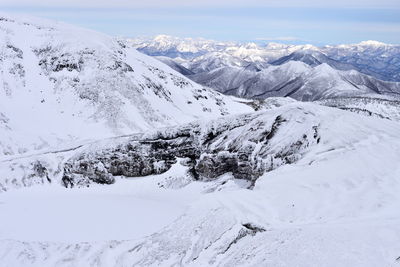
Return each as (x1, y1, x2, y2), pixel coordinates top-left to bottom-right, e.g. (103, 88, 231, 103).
(1, 102, 400, 266)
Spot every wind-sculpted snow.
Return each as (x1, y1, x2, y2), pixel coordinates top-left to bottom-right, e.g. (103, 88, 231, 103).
(2, 102, 400, 266)
(0, 14, 251, 157)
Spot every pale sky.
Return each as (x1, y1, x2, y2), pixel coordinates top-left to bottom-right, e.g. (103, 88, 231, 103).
(1, 0, 400, 44)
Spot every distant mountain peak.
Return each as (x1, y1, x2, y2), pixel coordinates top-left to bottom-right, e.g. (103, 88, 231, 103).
(358, 40, 388, 46)
(270, 50, 328, 67)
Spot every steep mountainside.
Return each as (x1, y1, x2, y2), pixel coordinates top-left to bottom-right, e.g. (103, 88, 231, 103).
(0, 14, 251, 156)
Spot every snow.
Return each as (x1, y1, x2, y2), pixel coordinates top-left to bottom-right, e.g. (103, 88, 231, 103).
(0, 161, 203, 243)
(2, 102, 400, 266)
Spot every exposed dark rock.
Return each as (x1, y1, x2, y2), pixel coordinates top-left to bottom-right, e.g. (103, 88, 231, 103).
(32, 161, 51, 183)
(221, 223, 266, 254)
(107, 61, 134, 72)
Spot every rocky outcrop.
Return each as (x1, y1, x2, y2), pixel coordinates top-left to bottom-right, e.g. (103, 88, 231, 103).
(62, 104, 321, 187)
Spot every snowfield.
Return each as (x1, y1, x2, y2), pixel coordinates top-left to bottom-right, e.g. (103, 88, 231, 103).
(0, 162, 203, 243)
(1, 102, 400, 266)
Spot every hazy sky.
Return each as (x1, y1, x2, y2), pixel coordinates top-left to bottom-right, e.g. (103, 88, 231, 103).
(1, 0, 400, 44)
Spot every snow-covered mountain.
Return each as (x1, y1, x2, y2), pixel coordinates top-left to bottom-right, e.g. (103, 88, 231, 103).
(0, 14, 251, 156)
(270, 50, 355, 71)
(130, 35, 319, 62)
(2, 101, 400, 266)
(322, 41, 400, 82)
(129, 35, 237, 59)
(189, 61, 400, 101)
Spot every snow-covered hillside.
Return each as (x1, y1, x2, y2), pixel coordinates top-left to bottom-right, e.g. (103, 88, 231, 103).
(2, 102, 400, 266)
(0, 14, 252, 157)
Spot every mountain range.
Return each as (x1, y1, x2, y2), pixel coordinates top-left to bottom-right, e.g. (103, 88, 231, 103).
(131, 35, 400, 82)
(131, 35, 400, 101)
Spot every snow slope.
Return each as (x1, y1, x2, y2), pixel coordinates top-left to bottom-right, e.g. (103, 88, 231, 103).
(0, 14, 252, 157)
(2, 102, 400, 266)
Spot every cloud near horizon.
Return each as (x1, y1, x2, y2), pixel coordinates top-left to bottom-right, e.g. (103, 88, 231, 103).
(1, 0, 400, 9)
